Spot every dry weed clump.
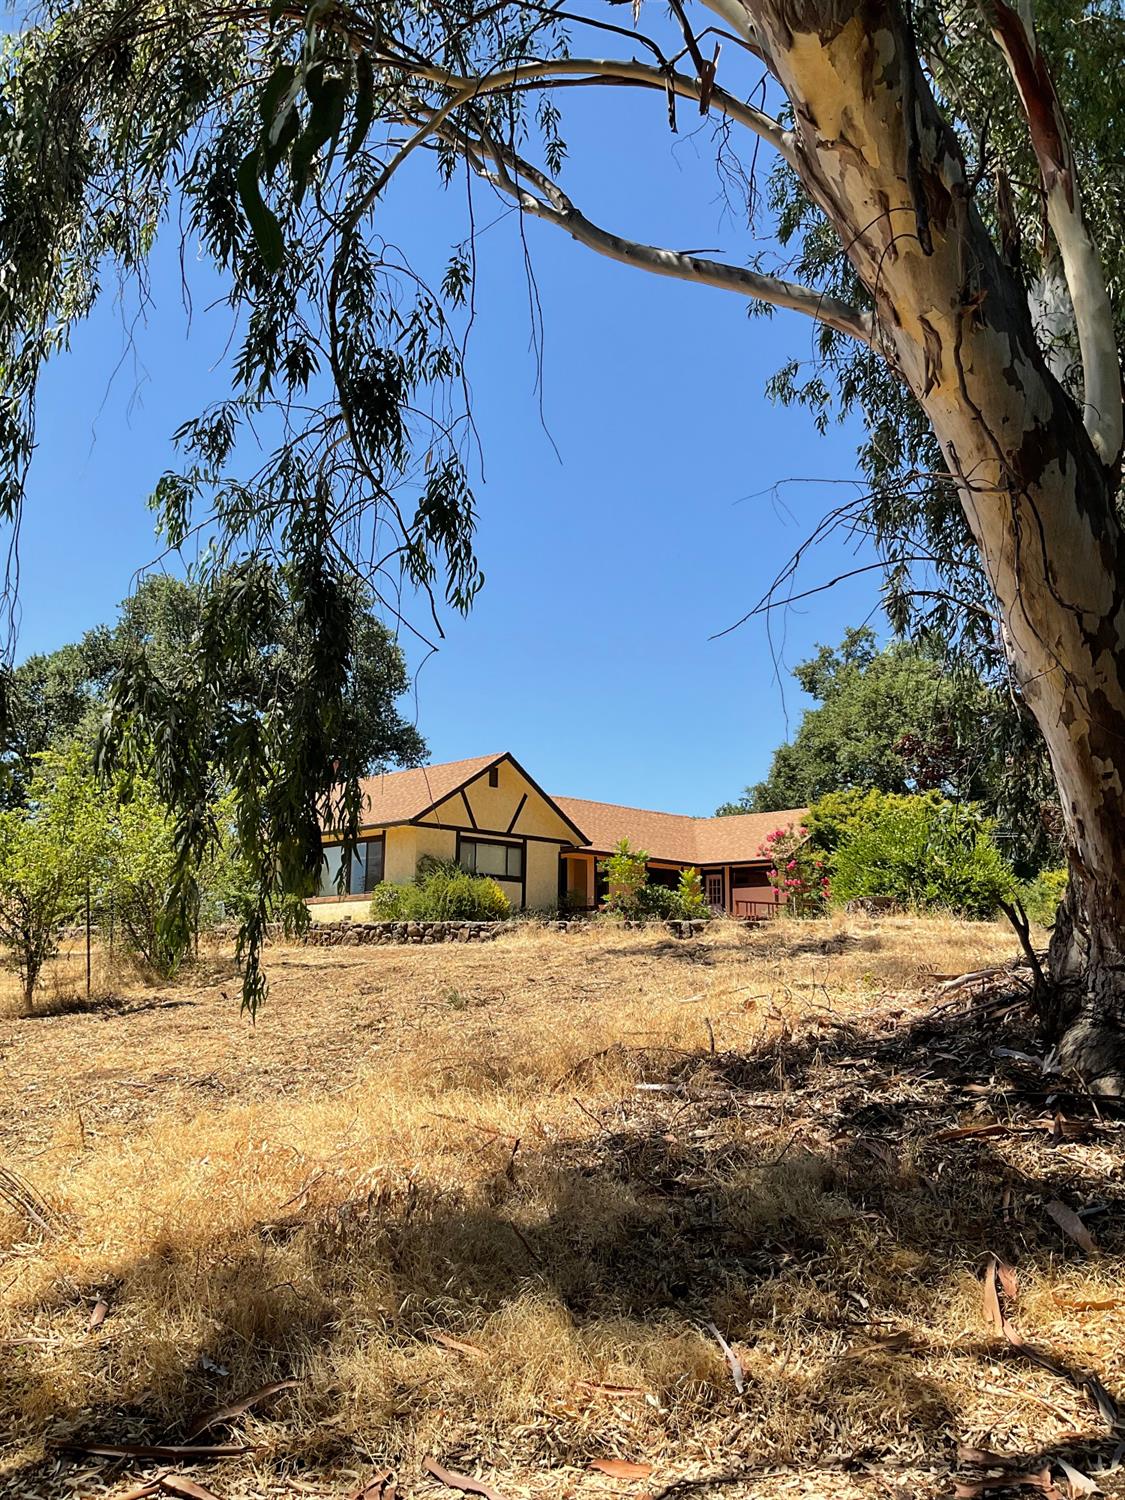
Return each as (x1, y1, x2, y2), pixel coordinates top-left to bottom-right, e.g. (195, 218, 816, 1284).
(2, 915, 1123, 1500)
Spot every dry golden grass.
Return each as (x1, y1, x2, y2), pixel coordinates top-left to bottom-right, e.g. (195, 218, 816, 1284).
(1, 915, 1123, 1500)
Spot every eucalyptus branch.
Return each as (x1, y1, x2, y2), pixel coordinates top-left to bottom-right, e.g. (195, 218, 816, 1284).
(694, 0, 776, 69)
(977, 0, 1123, 466)
(386, 54, 795, 163)
(438, 121, 871, 343)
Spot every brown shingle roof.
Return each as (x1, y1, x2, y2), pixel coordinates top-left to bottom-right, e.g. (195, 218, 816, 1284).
(349, 753, 806, 866)
(693, 808, 810, 865)
(357, 753, 503, 826)
(553, 796, 808, 866)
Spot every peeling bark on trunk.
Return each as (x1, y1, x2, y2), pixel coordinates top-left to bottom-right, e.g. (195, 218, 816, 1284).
(737, 0, 1125, 1088)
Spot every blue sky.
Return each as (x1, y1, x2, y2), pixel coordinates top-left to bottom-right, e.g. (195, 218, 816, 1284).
(13, 70, 880, 816)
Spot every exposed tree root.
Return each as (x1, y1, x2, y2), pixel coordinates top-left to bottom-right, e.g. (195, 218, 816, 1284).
(1056, 1012, 1125, 1098)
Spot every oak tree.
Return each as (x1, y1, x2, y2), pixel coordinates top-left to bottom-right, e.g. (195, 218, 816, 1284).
(3, 572, 425, 804)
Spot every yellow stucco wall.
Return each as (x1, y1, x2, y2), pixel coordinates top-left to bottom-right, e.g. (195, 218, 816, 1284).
(524, 839, 562, 910)
(414, 825, 458, 863)
(420, 756, 579, 845)
(383, 825, 418, 884)
(308, 896, 371, 923)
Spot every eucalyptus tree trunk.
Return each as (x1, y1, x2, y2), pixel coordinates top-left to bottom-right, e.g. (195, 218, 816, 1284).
(727, 0, 1125, 1087)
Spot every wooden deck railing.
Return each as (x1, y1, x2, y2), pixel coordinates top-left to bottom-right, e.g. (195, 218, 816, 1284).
(733, 898, 781, 921)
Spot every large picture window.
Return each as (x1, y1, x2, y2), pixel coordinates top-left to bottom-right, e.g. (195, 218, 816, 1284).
(460, 838, 523, 881)
(318, 836, 385, 897)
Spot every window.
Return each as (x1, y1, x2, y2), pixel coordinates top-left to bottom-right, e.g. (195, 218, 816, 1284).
(352, 837, 385, 893)
(318, 836, 385, 897)
(460, 838, 522, 880)
(318, 844, 345, 897)
(488, 766, 499, 787)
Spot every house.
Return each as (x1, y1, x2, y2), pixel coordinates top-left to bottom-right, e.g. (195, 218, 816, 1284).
(312, 751, 807, 921)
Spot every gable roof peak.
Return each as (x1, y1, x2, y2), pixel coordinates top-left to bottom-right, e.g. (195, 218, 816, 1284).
(352, 752, 589, 845)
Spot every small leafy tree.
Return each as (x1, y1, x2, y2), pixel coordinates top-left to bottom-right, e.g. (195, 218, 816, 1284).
(759, 825, 830, 917)
(0, 813, 77, 1009)
(0, 749, 105, 1010)
(99, 775, 242, 977)
(106, 788, 190, 977)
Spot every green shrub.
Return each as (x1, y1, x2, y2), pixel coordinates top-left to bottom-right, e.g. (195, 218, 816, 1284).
(370, 862, 510, 921)
(369, 881, 409, 919)
(600, 839, 649, 915)
(1019, 867, 1068, 927)
(600, 842, 710, 921)
(632, 880, 706, 920)
(828, 790, 1016, 918)
(674, 867, 709, 920)
(415, 867, 509, 919)
(805, 789, 884, 856)
(629, 881, 675, 918)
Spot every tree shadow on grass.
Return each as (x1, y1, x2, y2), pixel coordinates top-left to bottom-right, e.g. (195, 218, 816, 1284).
(22, 996, 200, 1022)
(4, 983, 1125, 1498)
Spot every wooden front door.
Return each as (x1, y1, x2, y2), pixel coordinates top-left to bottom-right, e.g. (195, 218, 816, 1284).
(704, 870, 724, 911)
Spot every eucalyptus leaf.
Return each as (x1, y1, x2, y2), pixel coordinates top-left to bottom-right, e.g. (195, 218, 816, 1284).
(347, 51, 375, 160)
(236, 150, 285, 270)
(291, 65, 346, 203)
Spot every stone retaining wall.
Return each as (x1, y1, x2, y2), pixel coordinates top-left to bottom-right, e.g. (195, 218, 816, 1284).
(300, 917, 710, 945)
(64, 916, 714, 947)
(548, 918, 709, 938)
(301, 920, 504, 946)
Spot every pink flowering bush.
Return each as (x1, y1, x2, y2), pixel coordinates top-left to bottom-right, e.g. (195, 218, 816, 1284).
(758, 823, 830, 917)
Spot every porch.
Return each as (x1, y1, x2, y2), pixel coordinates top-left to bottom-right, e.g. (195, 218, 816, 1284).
(703, 863, 784, 920)
(559, 851, 783, 919)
